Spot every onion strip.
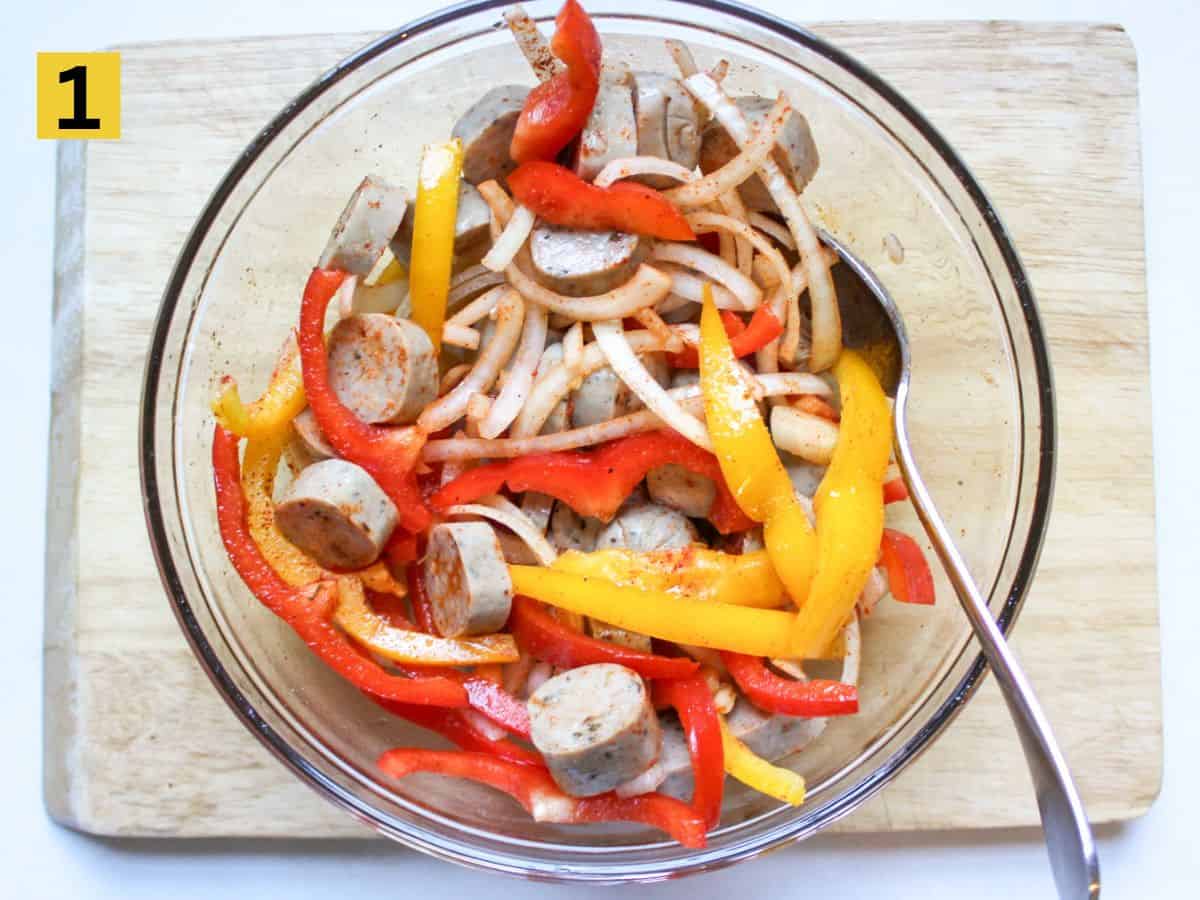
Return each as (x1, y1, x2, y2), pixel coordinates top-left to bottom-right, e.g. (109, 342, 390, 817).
(663, 93, 791, 209)
(748, 212, 795, 250)
(447, 268, 506, 310)
(658, 265, 741, 310)
(417, 288, 524, 432)
(442, 323, 481, 350)
(718, 191, 754, 274)
(481, 204, 536, 272)
(504, 4, 560, 83)
(684, 211, 794, 322)
(593, 319, 712, 450)
(666, 39, 699, 78)
(651, 243, 761, 311)
(684, 73, 841, 371)
(633, 307, 685, 353)
(478, 301, 548, 438)
(594, 157, 695, 189)
(446, 283, 506, 329)
(445, 494, 558, 567)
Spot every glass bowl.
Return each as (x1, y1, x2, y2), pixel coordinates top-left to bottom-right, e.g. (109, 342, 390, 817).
(140, 0, 1054, 883)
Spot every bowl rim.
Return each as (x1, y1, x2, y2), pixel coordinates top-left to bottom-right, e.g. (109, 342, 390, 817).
(139, 0, 1056, 880)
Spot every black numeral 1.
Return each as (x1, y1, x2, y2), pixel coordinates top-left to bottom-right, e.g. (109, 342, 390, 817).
(58, 65, 101, 130)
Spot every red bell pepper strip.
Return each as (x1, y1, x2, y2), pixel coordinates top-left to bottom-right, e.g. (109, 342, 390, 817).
(431, 430, 754, 534)
(508, 161, 695, 242)
(652, 677, 724, 828)
(509, 596, 700, 680)
(404, 560, 440, 636)
(212, 425, 467, 707)
(378, 749, 707, 848)
(879, 528, 935, 605)
(669, 305, 783, 368)
(297, 267, 431, 533)
(374, 700, 542, 767)
(794, 394, 840, 423)
(882, 477, 909, 504)
(509, 0, 601, 164)
(721, 651, 859, 717)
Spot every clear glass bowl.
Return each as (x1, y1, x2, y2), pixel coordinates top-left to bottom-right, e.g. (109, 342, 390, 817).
(140, 0, 1054, 883)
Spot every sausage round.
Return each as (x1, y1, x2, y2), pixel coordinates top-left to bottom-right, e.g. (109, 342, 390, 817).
(699, 95, 820, 213)
(574, 68, 639, 182)
(529, 224, 646, 298)
(632, 72, 703, 187)
(451, 84, 530, 185)
(393, 181, 492, 273)
(646, 463, 716, 519)
(595, 502, 698, 551)
(548, 502, 605, 553)
(318, 176, 409, 277)
(274, 459, 398, 570)
(290, 407, 336, 463)
(528, 663, 662, 797)
(422, 522, 513, 637)
(326, 313, 438, 425)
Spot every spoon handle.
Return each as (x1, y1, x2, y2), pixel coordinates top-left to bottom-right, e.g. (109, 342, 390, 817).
(893, 424, 1100, 899)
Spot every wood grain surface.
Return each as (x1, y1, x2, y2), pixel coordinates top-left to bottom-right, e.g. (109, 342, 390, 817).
(43, 21, 1158, 837)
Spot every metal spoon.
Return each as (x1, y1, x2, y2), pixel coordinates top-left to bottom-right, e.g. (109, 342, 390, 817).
(819, 231, 1100, 899)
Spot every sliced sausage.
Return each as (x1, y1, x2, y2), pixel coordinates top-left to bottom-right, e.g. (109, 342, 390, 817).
(274, 459, 397, 570)
(318, 176, 409, 277)
(290, 407, 336, 463)
(393, 182, 492, 273)
(595, 502, 698, 551)
(646, 463, 715, 518)
(528, 663, 662, 797)
(574, 67, 638, 182)
(422, 522, 513, 637)
(451, 84, 529, 186)
(569, 366, 637, 429)
(536, 342, 570, 435)
(326, 313, 438, 425)
(548, 502, 605, 552)
(632, 72, 703, 187)
(588, 619, 653, 653)
(699, 96, 820, 213)
(529, 224, 645, 298)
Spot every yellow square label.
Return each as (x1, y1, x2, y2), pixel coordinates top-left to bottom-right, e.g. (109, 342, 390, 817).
(37, 52, 120, 139)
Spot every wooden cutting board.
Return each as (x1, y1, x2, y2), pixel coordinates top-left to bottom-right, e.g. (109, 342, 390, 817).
(43, 21, 1159, 837)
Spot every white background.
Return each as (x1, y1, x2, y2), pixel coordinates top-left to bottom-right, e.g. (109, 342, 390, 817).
(3, 1, 1196, 897)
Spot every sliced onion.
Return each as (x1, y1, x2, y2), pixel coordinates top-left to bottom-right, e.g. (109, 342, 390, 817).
(708, 58, 730, 83)
(656, 292, 694, 317)
(717, 191, 754, 274)
(504, 4, 560, 83)
(446, 283, 506, 330)
(717, 228, 737, 268)
(424, 371, 829, 461)
(478, 302, 548, 438)
(438, 363, 473, 396)
(508, 254, 674, 321)
(615, 760, 667, 798)
(447, 268, 506, 310)
(465, 391, 493, 430)
(594, 156, 696, 189)
(663, 93, 791, 210)
(858, 566, 888, 617)
(481, 204, 536, 273)
(593, 319, 711, 450)
(633, 307, 685, 353)
(841, 611, 862, 687)
(748, 212, 795, 250)
(418, 289, 524, 432)
(658, 264, 742, 310)
(666, 38, 699, 78)
(442, 323, 481, 350)
(562, 321, 585, 381)
(510, 330, 670, 438)
(685, 73, 841, 371)
(770, 405, 838, 465)
(685, 211, 793, 321)
(476, 179, 517, 223)
(445, 494, 558, 567)
(652, 243, 761, 311)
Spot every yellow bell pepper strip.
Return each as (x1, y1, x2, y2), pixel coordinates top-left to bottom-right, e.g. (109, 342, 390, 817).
(551, 547, 785, 609)
(718, 716, 805, 805)
(408, 139, 464, 353)
(790, 351, 891, 657)
(211, 333, 307, 440)
(509, 566, 805, 658)
(699, 287, 817, 604)
(333, 577, 519, 667)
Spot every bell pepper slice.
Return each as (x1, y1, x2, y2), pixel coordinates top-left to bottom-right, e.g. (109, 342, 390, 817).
(718, 716, 805, 806)
(509, 567, 806, 658)
(297, 267, 431, 533)
(669, 305, 783, 369)
(652, 676, 724, 828)
(879, 528, 935, 605)
(551, 547, 786, 609)
(699, 290, 818, 603)
(212, 333, 307, 440)
(794, 394, 840, 422)
(409, 139, 464, 353)
(432, 429, 753, 534)
(378, 750, 706, 848)
(334, 576, 520, 666)
(720, 652, 858, 717)
(508, 161, 695, 241)
(509, 0, 602, 164)
(790, 350, 892, 656)
(212, 425, 468, 707)
(509, 595, 699, 679)
(374, 700, 543, 767)
(882, 476, 909, 504)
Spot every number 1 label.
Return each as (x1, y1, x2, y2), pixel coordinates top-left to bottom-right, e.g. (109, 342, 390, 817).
(37, 53, 120, 139)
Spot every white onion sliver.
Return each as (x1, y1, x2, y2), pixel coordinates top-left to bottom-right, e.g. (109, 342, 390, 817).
(478, 302, 548, 438)
(508, 255, 673, 321)
(594, 156, 696, 189)
(748, 212, 796, 250)
(717, 191, 754, 274)
(563, 321, 585, 379)
(504, 4, 560, 82)
(666, 38, 699, 78)
(418, 289, 524, 432)
(481, 204, 536, 273)
(525, 661, 554, 696)
(462, 709, 508, 742)
(593, 319, 712, 450)
(685, 211, 793, 317)
(615, 761, 667, 799)
(441, 323, 481, 350)
(445, 495, 558, 567)
(446, 283, 506, 329)
(658, 265, 741, 310)
(447, 270, 507, 310)
(652, 243, 761, 311)
(841, 612, 862, 688)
